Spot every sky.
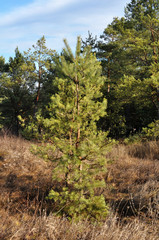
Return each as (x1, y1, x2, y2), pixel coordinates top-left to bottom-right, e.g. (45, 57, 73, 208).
(0, 0, 129, 62)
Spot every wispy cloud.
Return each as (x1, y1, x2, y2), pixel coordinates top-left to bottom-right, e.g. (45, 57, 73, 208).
(0, 0, 128, 61)
(0, 0, 77, 27)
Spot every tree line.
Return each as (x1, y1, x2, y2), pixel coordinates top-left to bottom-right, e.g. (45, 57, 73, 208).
(0, 0, 159, 139)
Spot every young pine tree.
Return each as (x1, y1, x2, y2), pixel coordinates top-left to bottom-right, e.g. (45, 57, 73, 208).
(37, 37, 109, 220)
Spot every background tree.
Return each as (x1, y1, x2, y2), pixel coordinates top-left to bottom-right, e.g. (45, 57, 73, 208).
(18, 37, 58, 138)
(24, 36, 56, 114)
(97, 0, 159, 138)
(0, 56, 9, 73)
(35, 37, 109, 220)
(81, 31, 98, 53)
(0, 48, 33, 135)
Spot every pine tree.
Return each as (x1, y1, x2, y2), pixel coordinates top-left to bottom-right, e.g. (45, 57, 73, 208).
(97, 0, 159, 137)
(24, 36, 55, 112)
(81, 31, 98, 53)
(36, 37, 109, 220)
(20, 37, 57, 138)
(0, 48, 33, 135)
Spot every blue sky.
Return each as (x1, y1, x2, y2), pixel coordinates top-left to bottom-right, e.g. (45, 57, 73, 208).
(0, 0, 129, 61)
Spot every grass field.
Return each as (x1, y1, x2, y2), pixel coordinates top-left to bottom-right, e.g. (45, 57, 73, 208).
(0, 134, 158, 239)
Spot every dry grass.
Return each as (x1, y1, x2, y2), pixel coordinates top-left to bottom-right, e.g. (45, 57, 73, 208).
(106, 143, 159, 218)
(0, 210, 158, 240)
(128, 141, 159, 160)
(0, 134, 54, 216)
(0, 134, 159, 239)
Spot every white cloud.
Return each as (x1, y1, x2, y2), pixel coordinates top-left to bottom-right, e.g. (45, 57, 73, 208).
(0, 0, 128, 60)
(0, 0, 77, 27)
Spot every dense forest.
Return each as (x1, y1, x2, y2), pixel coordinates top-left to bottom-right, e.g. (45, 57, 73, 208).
(0, 0, 159, 223)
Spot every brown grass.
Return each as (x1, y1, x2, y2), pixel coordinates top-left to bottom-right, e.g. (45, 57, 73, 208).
(0, 135, 54, 216)
(128, 141, 159, 160)
(106, 143, 159, 218)
(1, 211, 158, 240)
(0, 134, 159, 239)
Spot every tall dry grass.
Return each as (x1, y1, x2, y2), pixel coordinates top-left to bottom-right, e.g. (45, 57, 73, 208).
(0, 134, 159, 239)
(1, 210, 158, 240)
(106, 142, 159, 219)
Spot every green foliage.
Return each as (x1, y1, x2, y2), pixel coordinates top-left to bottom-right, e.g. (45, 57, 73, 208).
(47, 189, 108, 221)
(24, 36, 56, 110)
(0, 56, 9, 73)
(81, 31, 98, 53)
(18, 112, 43, 140)
(0, 48, 34, 134)
(35, 37, 109, 220)
(97, 0, 159, 138)
(0, 38, 58, 135)
(142, 120, 159, 140)
(124, 133, 143, 145)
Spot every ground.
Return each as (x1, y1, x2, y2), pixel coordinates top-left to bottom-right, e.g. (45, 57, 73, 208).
(0, 134, 159, 239)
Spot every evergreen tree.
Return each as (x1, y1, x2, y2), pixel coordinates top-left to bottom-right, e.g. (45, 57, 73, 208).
(81, 31, 98, 53)
(24, 36, 55, 113)
(0, 56, 9, 73)
(0, 48, 33, 135)
(120, 0, 159, 122)
(20, 37, 58, 138)
(35, 37, 109, 220)
(97, 0, 159, 137)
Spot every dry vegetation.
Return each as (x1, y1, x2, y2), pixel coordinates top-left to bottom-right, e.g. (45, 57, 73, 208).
(0, 134, 159, 239)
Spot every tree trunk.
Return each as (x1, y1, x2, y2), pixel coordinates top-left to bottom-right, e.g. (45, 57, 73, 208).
(157, 87, 159, 120)
(75, 74, 80, 149)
